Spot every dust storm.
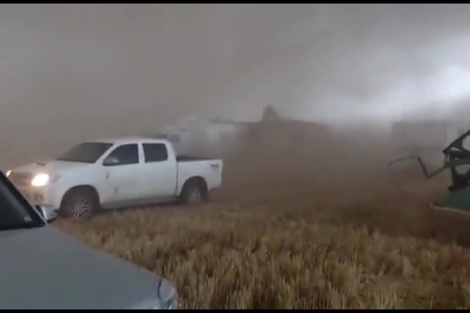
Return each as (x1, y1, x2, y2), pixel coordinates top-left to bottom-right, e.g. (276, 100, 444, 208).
(3, 4, 470, 309)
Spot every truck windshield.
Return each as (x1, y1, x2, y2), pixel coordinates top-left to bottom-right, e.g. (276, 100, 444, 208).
(56, 142, 113, 164)
(0, 172, 44, 231)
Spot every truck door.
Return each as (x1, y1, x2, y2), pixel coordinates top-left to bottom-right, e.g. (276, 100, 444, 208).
(142, 143, 177, 198)
(101, 143, 147, 205)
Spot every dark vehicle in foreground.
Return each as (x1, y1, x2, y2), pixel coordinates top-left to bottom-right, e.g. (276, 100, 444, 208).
(0, 171, 178, 309)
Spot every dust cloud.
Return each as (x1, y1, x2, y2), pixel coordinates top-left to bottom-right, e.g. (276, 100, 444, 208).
(1, 4, 470, 171)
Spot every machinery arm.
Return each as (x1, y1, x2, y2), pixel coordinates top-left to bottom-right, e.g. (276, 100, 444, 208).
(388, 127, 470, 190)
(387, 156, 463, 180)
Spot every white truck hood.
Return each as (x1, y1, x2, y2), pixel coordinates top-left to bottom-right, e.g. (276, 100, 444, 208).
(12, 160, 88, 175)
(0, 226, 178, 309)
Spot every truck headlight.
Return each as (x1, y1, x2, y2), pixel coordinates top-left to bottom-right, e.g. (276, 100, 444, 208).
(31, 173, 50, 187)
(5, 170, 11, 177)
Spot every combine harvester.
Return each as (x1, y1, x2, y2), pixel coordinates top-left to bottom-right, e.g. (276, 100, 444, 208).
(145, 104, 327, 160)
(142, 115, 248, 158)
(231, 104, 328, 162)
(389, 119, 470, 215)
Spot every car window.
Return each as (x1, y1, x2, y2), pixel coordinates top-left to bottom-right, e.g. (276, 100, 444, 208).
(106, 144, 139, 165)
(0, 173, 44, 231)
(143, 143, 168, 163)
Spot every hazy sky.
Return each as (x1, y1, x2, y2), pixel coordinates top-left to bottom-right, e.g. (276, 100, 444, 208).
(2, 4, 470, 164)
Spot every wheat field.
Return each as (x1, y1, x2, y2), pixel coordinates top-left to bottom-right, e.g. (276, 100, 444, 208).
(52, 127, 470, 309)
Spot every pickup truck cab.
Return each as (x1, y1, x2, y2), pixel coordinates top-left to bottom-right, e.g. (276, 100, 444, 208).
(6, 137, 223, 220)
(0, 170, 178, 309)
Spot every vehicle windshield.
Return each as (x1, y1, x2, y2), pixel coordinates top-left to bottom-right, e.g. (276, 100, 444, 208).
(0, 172, 44, 231)
(56, 142, 113, 164)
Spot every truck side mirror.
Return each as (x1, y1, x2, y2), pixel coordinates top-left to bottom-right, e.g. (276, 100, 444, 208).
(103, 156, 119, 166)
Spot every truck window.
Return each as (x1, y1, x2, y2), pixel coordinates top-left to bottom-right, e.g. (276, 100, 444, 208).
(107, 144, 139, 165)
(143, 143, 168, 163)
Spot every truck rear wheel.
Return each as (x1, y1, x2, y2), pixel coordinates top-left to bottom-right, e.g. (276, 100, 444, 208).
(59, 187, 99, 222)
(180, 179, 207, 207)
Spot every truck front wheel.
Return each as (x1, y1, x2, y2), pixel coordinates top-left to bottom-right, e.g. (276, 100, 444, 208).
(180, 179, 208, 207)
(59, 187, 100, 222)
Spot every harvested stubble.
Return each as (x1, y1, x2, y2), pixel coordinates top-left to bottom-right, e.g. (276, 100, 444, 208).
(52, 128, 470, 309)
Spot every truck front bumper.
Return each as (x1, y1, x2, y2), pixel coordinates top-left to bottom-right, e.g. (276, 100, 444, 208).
(15, 185, 59, 211)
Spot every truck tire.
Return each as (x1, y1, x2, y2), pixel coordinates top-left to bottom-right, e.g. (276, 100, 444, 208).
(180, 179, 207, 207)
(59, 187, 99, 222)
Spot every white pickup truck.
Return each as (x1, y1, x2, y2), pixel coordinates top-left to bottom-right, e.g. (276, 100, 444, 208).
(6, 137, 223, 220)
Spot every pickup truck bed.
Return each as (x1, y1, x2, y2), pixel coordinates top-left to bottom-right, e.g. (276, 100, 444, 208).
(176, 157, 223, 194)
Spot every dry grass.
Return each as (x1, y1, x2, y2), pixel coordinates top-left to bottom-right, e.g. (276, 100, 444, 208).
(51, 127, 470, 309)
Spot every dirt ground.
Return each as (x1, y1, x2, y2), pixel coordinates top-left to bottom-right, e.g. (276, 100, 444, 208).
(52, 126, 470, 309)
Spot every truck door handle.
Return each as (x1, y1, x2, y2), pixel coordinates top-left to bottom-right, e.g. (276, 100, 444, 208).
(210, 163, 219, 169)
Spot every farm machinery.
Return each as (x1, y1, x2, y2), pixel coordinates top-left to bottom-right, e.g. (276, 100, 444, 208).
(389, 126, 470, 215)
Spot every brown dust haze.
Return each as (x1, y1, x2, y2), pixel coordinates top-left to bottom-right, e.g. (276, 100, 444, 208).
(5, 6, 470, 308)
(1, 4, 470, 170)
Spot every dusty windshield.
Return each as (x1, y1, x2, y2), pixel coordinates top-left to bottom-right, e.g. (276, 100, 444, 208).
(56, 142, 113, 164)
(0, 174, 43, 231)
